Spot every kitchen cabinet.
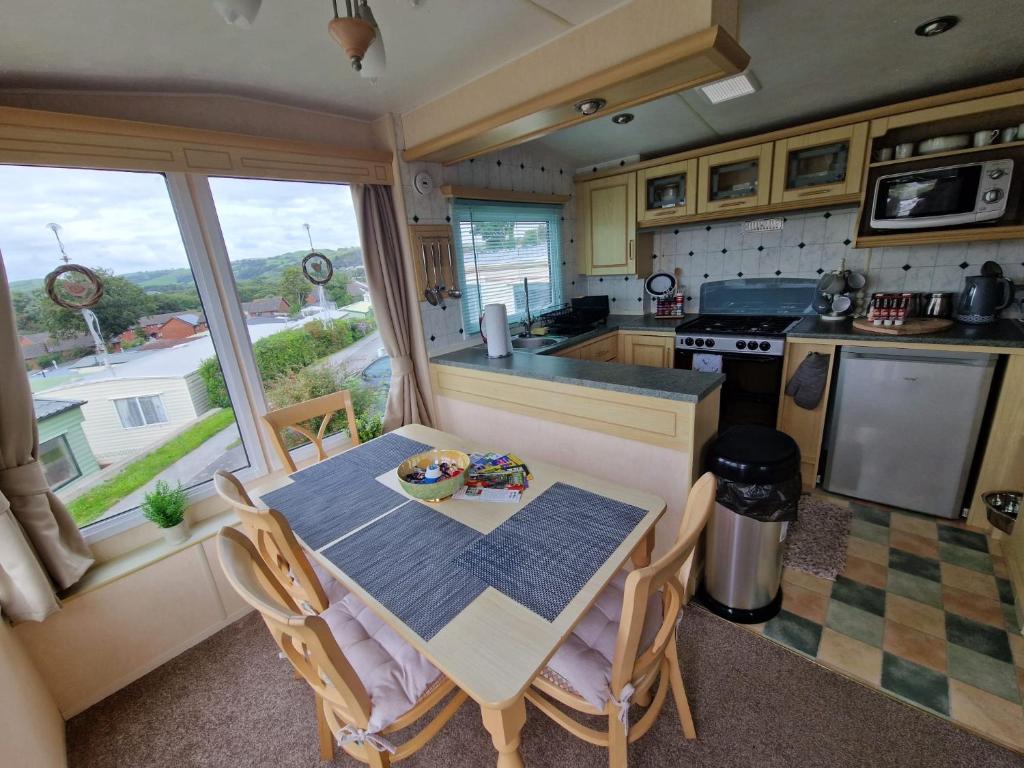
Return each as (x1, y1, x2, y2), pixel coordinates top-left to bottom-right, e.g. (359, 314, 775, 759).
(770, 123, 868, 205)
(636, 159, 698, 227)
(577, 173, 654, 277)
(619, 332, 674, 368)
(697, 143, 773, 214)
(777, 341, 836, 491)
(553, 332, 618, 362)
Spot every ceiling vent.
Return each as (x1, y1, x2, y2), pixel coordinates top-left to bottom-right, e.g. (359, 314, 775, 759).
(699, 70, 759, 104)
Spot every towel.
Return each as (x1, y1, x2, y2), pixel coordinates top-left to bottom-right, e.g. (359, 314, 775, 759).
(693, 353, 724, 373)
(785, 352, 830, 410)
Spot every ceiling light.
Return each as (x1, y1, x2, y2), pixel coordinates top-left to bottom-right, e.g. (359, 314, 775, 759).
(700, 70, 760, 104)
(213, 0, 262, 28)
(611, 113, 634, 125)
(574, 98, 607, 116)
(329, 0, 378, 72)
(915, 16, 958, 37)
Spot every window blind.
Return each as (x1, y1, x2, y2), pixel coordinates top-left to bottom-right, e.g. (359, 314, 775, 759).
(451, 200, 563, 333)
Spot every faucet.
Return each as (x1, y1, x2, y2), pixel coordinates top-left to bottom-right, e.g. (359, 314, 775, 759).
(522, 277, 533, 337)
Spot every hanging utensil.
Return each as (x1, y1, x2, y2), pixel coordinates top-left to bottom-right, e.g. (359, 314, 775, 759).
(432, 241, 447, 309)
(422, 244, 439, 306)
(444, 241, 462, 298)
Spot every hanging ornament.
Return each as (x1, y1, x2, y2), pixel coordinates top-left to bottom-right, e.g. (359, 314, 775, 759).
(300, 223, 334, 286)
(43, 223, 105, 309)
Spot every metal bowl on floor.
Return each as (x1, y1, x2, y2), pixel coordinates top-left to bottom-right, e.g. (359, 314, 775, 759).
(982, 490, 1020, 534)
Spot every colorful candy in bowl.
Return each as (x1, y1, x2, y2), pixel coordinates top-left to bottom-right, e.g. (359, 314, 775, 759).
(397, 449, 469, 502)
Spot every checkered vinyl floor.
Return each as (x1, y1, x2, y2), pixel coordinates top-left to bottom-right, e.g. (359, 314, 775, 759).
(741, 495, 1024, 753)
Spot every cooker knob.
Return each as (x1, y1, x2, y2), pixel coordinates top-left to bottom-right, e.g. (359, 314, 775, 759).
(759, 341, 771, 352)
(983, 189, 1004, 203)
(684, 337, 694, 346)
(705, 338, 715, 348)
(736, 340, 746, 349)
(748, 340, 758, 350)
(694, 338, 705, 347)
(988, 169, 1005, 179)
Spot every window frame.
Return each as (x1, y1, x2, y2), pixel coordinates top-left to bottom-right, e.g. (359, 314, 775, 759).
(39, 434, 82, 491)
(451, 200, 564, 334)
(112, 394, 169, 429)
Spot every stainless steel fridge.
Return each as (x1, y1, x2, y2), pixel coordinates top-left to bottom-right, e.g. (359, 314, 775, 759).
(823, 346, 995, 518)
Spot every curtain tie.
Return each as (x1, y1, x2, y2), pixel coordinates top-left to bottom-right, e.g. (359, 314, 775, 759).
(610, 683, 636, 734)
(0, 461, 50, 497)
(334, 724, 397, 754)
(391, 355, 414, 377)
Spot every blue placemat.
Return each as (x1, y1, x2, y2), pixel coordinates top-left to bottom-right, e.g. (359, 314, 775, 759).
(260, 463, 409, 551)
(289, 433, 432, 485)
(455, 482, 648, 622)
(321, 503, 486, 640)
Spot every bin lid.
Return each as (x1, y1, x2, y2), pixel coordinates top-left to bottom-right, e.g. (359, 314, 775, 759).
(706, 425, 800, 484)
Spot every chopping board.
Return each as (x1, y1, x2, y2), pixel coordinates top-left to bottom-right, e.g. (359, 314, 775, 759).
(852, 318, 954, 335)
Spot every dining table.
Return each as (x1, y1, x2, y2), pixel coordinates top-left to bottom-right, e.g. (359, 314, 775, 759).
(253, 423, 666, 768)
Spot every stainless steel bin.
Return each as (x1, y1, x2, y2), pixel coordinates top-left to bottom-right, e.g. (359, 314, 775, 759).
(698, 425, 801, 624)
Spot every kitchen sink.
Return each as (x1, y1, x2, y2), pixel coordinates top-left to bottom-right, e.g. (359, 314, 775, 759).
(511, 336, 564, 351)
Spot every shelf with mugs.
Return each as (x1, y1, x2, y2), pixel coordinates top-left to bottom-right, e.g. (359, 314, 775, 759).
(868, 138, 1024, 168)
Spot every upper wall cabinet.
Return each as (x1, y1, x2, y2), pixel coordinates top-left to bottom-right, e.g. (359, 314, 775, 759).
(636, 159, 698, 227)
(697, 143, 773, 214)
(770, 123, 868, 205)
(579, 172, 653, 276)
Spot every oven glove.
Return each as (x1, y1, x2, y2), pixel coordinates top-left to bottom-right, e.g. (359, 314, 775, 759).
(785, 352, 829, 410)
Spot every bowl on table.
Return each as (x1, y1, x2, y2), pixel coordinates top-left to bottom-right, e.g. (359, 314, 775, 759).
(397, 449, 470, 502)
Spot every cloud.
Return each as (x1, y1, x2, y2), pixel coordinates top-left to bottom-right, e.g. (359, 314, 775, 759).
(0, 166, 362, 284)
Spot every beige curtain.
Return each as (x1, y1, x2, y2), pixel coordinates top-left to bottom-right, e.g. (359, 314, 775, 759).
(0, 252, 93, 622)
(352, 184, 436, 430)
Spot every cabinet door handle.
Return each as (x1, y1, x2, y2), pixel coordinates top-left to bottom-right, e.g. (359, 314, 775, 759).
(716, 200, 748, 208)
(796, 187, 832, 197)
(628, 239, 635, 261)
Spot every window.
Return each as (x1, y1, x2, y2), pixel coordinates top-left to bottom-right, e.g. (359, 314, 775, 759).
(113, 395, 169, 429)
(1, 165, 251, 530)
(452, 201, 564, 333)
(39, 435, 81, 490)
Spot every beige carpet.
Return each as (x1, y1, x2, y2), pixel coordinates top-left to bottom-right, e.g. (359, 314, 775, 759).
(67, 605, 1021, 768)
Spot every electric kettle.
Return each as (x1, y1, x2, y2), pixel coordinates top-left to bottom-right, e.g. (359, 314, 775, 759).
(955, 262, 1015, 324)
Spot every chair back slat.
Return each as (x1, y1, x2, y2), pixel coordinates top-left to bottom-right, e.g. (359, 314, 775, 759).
(609, 472, 717, 693)
(214, 470, 330, 613)
(216, 527, 372, 728)
(262, 390, 360, 472)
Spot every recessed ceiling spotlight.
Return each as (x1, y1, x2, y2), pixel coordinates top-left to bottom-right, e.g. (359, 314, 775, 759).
(212, 0, 262, 27)
(574, 98, 607, 116)
(915, 16, 958, 37)
(611, 113, 634, 125)
(700, 70, 760, 105)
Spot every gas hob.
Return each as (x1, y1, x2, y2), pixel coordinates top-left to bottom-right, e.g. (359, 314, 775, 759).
(675, 314, 799, 357)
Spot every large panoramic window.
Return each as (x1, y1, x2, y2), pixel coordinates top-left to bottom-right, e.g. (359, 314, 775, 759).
(0, 165, 249, 530)
(452, 200, 563, 333)
(207, 177, 387, 451)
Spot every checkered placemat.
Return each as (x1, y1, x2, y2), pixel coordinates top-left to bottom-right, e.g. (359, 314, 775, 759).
(455, 482, 648, 622)
(322, 502, 486, 640)
(289, 433, 432, 484)
(260, 463, 408, 551)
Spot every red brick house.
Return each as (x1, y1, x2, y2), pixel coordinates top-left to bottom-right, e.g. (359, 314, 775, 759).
(242, 297, 290, 317)
(137, 311, 207, 340)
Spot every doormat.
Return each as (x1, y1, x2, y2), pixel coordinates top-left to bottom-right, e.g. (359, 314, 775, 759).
(783, 497, 853, 581)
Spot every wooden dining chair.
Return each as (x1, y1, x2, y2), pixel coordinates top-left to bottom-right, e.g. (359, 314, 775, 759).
(217, 527, 467, 766)
(524, 471, 717, 768)
(213, 469, 338, 613)
(262, 390, 360, 473)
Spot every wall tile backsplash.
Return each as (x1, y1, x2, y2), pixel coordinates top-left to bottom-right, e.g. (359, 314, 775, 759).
(578, 205, 1024, 318)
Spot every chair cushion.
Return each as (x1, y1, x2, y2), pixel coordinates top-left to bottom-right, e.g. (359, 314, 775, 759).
(312, 560, 350, 606)
(319, 589, 443, 732)
(542, 570, 663, 711)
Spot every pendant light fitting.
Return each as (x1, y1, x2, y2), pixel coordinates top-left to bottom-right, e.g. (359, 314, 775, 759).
(329, 0, 378, 72)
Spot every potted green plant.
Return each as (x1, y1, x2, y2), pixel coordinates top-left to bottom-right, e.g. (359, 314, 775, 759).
(141, 480, 190, 544)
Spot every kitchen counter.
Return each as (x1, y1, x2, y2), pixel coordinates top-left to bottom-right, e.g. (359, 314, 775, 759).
(787, 316, 1024, 348)
(431, 345, 722, 403)
(531, 313, 686, 354)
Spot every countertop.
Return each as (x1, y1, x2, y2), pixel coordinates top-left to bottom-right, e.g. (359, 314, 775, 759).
(528, 313, 686, 354)
(430, 344, 722, 403)
(787, 316, 1024, 348)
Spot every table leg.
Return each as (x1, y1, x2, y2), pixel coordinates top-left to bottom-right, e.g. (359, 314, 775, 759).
(630, 529, 655, 569)
(480, 698, 527, 768)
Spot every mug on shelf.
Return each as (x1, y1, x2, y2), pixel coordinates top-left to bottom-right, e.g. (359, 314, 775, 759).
(894, 143, 915, 159)
(972, 129, 1000, 147)
(1000, 127, 1019, 143)
(872, 147, 894, 162)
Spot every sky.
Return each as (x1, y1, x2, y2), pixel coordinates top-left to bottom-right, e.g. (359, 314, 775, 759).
(0, 165, 362, 283)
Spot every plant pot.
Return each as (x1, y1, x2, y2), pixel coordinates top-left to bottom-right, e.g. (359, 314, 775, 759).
(160, 520, 190, 545)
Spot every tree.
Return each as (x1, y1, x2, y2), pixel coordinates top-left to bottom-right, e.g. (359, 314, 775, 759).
(41, 271, 153, 342)
(150, 289, 201, 313)
(12, 290, 45, 333)
(325, 281, 356, 307)
(477, 221, 515, 248)
(278, 266, 309, 315)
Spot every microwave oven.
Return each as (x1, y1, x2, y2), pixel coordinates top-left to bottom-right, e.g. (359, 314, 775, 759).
(869, 159, 1014, 230)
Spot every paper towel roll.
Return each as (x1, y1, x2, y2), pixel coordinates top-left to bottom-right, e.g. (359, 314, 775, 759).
(483, 303, 512, 358)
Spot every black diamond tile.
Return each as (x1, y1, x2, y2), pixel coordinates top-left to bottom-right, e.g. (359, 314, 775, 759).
(902, 264, 912, 271)
(412, 215, 419, 223)
(598, 277, 604, 282)
(637, 297, 642, 302)
(703, 273, 709, 278)
(737, 271, 743, 277)
(816, 268, 824, 274)
(540, 166, 545, 172)
(441, 305, 446, 311)
(843, 238, 851, 246)
(757, 245, 764, 251)
(445, 215, 451, 223)
(688, 250, 694, 256)
(612, 297, 617, 302)
(519, 163, 525, 169)
(624, 276, 629, 281)
(722, 248, 728, 254)
(705, 225, 712, 231)
(496, 160, 502, 166)
(562, 261, 566, 266)
(429, 335, 435, 341)
(798, 242, 806, 249)
(775, 270, 782, 276)
(674, 229, 680, 235)
(959, 261, 970, 269)
(619, 160, 626, 166)
(559, 169, 564, 175)
(591, 167, 597, 173)
(686, 296, 693, 301)
(469, 158, 474, 163)
(823, 212, 832, 219)
(458, 328, 463, 334)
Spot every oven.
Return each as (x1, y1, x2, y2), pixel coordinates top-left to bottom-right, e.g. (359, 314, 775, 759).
(675, 346, 784, 430)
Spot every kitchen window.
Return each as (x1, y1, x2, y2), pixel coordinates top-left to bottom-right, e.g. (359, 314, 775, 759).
(39, 435, 81, 490)
(452, 200, 564, 333)
(113, 395, 169, 429)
